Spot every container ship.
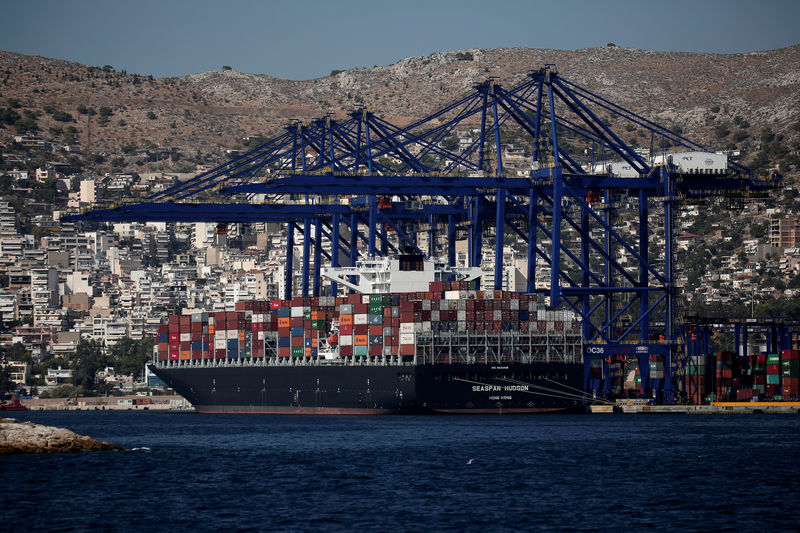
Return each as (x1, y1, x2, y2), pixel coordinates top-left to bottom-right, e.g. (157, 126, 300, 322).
(149, 255, 587, 414)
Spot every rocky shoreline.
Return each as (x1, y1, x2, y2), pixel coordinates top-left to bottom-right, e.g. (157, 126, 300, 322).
(0, 417, 124, 454)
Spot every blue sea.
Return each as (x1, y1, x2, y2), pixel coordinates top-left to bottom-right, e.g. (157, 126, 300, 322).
(2, 411, 799, 532)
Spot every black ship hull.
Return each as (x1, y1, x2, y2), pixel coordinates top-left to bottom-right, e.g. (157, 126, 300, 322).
(149, 361, 586, 414)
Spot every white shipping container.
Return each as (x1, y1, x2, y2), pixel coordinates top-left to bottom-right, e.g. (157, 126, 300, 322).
(400, 333, 416, 345)
(493, 310, 502, 321)
(362, 295, 371, 304)
(421, 321, 432, 333)
(538, 309, 547, 320)
(445, 290, 460, 300)
(400, 322, 415, 333)
(457, 310, 467, 321)
(431, 310, 440, 321)
(339, 335, 353, 346)
(510, 299, 519, 310)
(339, 304, 354, 315)
(290, 306, 305, 317)
(180, 333, 190, 342)
(354, 313, 368, 325)
(422, 299, 431, 311)
(257, 331, 264, 340)
(214, 339, 227, 350)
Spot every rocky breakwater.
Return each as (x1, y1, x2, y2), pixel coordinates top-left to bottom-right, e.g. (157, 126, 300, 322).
(0, 417, 123, 454)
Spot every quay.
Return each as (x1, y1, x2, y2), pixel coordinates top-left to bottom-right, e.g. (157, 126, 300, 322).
(19, 395, 194, 412)
(589, 401, 800, 414)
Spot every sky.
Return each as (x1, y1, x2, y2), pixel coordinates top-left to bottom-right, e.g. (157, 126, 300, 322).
(1, 0, 798, 80)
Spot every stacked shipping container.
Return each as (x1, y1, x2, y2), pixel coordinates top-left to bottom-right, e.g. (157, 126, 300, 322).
(155, 283, 581, 364)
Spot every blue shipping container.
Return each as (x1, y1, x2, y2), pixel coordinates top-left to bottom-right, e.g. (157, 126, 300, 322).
(278, 337, 290, 348)
(291, 326, 304, 337)
(227, 339, 239, 358)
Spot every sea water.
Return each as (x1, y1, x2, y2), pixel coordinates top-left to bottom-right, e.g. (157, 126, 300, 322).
(2, 411, 799, 532)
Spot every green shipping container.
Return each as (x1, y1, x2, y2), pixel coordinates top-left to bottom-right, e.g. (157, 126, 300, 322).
(291, 346, 304, 357)
(767, 354, 780, 364)
(311, 320, 325, 330)
(354, 345, 368, 356)
(368, 294, 383, 304)
(304, 311, 312, 320)
(368, 303, 384, 315)
(686, 367, 700, 376)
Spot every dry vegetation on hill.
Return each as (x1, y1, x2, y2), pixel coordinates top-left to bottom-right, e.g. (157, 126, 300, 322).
(0, 45, 798, 176)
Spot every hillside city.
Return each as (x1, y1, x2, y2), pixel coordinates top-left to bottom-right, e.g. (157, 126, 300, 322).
(0, 47, 799, 400)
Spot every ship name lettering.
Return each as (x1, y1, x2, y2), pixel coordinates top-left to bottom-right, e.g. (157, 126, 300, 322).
(472, 385, 501, 392)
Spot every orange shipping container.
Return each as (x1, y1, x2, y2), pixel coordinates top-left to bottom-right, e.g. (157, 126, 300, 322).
(340, 314, 353, 326)
(354, 335, 368, 346)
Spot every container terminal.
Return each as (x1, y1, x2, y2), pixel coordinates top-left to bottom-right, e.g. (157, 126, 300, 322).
(64, 66, 794, 413)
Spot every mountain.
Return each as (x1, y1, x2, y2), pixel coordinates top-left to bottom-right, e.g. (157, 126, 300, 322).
(0, 45, 799, 174)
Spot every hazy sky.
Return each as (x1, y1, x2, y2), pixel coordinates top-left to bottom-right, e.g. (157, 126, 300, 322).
(1, 0, 798, 80)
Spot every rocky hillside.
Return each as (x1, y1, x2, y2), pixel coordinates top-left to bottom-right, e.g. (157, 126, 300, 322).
(0, 45, 799, 174)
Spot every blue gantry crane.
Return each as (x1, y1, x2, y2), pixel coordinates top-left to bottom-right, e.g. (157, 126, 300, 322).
(66, 65, 779, 403)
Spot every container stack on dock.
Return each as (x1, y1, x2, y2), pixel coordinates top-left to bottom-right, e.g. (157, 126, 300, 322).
(682, 349, 800, 404)
(782, 350, 799, 400)
(766, 353, 781, 397)
(153, 283, 583, 366)
(685, 355, 708, 405)
(715, 351, 736, 402)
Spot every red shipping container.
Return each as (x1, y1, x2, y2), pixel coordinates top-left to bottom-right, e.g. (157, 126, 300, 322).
(169, 333, 179, 342)
(340, 325, 353, 335)
(215, 349, 227, 360)
(369, 345, 383, 356)
(291, 316, 303, 327)
(278, 346, 291, 357)
(354, 324, 368, 335)
(291, 336, 304, 347)
(400, 344, 415, 356)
